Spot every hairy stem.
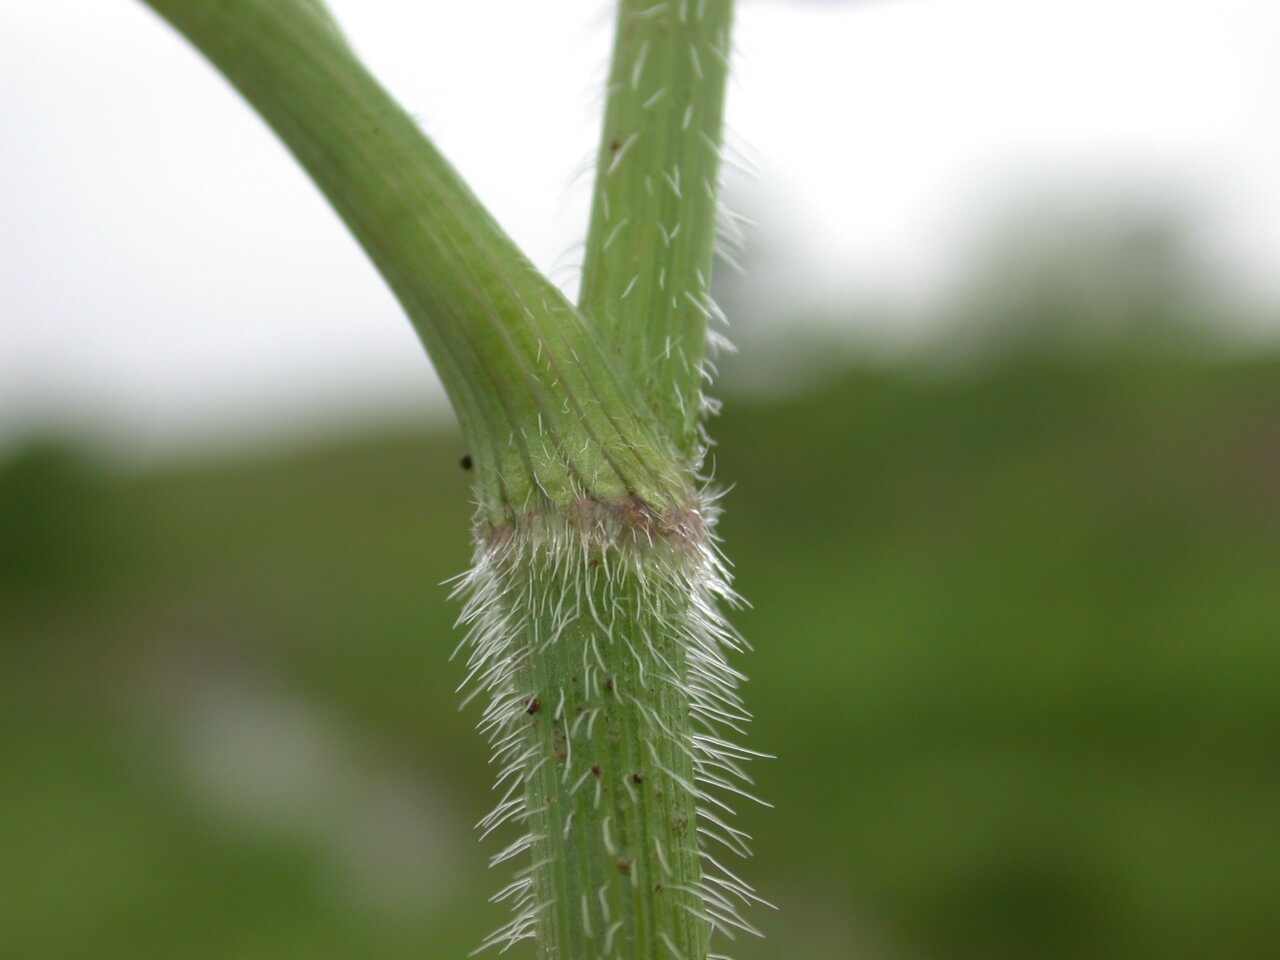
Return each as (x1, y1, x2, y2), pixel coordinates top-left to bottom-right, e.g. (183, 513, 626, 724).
(137, 2, 757, 957)
(580, 0, 735, 460)
(457, 502, 761, 959)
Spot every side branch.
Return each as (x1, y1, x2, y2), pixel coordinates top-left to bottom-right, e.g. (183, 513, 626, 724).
(580, 0, 736, 461)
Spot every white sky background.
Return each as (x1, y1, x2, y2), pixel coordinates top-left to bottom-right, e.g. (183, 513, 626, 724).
(1, 0, 1278, 457)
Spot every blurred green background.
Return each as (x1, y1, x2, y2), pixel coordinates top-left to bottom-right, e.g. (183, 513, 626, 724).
(2, 210, 1279, 960)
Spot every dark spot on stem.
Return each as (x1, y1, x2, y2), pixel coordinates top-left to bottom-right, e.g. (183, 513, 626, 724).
(632, 772, 645, 784)
(617, 857, 634, 874)
(591, 765, 602, 778)
(525, 697, 540, 715)
(460, 454, 472, 470)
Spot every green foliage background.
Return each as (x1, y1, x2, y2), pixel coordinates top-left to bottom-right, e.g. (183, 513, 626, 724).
(4, 327, 1277, 958)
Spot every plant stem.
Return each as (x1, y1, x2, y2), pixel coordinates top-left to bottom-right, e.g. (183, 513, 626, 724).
(580, 0, 735, 461)
(458, 503, 754, 959)
(142, 0, 689, 527)
(138, 2, 758, 958)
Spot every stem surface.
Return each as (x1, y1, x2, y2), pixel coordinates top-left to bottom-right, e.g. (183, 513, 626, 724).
(142, 0, 689, 526)
(457, 501, 759, 959)
(580, 0, 736, 460)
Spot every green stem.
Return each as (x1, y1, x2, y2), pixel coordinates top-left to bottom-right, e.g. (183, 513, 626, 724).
(141, 0, 689, 526)
(459, 504, 758, 960)
(580, 0, 735, 461)
(137, 3, 757, 958)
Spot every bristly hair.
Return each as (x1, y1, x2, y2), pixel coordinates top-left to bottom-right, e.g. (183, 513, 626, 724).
(448, 490, 771, 957)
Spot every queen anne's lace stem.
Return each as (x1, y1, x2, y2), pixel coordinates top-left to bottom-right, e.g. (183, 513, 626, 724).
(453, 496, 769, 959)
(141, 1, 754, 955)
